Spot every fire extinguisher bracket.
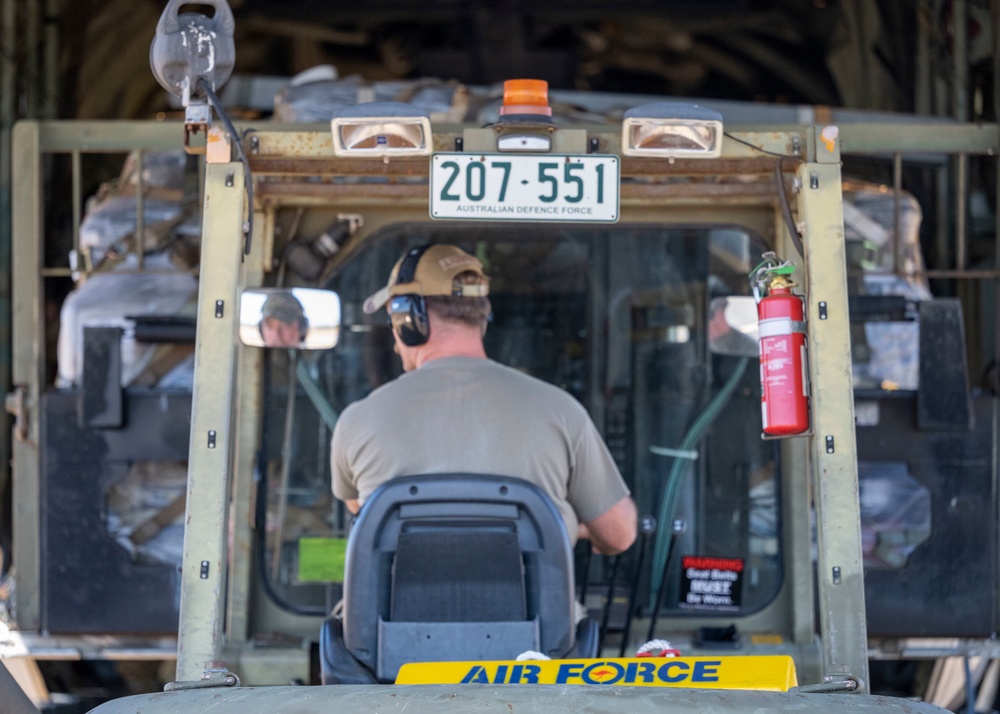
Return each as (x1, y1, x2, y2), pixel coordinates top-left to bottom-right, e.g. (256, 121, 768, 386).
(760, 412, 814, 441)
(758, 319, 807, 339)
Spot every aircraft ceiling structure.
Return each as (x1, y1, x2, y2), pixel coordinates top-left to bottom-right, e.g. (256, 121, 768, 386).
(14, 0, 993, 122)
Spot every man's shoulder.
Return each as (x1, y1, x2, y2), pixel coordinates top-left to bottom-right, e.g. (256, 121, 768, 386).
(340, 358, 586, 417)
(471, 358, 555, 385)
(341, 376, 407, 413)
(478, 361, 588, 411)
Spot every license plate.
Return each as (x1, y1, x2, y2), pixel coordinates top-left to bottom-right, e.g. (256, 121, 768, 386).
(430, 153, 619, 223)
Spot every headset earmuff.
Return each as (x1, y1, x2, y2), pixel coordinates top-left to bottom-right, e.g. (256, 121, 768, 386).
(389, 245, 432, 347)
(391, 295, 429, 347)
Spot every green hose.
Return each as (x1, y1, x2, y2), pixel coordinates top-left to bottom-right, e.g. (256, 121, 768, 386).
(648, 357, 749, 608)
(295, 356, 339, 431)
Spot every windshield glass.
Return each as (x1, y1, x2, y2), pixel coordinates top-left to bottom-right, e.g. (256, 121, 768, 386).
(266, 223, 781, 617)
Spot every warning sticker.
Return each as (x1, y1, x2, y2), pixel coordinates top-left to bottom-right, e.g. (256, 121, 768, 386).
(679, 556, 743, 611)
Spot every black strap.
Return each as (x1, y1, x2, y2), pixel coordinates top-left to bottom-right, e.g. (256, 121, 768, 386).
(397, 244, 432, 285)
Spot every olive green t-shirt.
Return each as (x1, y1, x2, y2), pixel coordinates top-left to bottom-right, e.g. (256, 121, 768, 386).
(330, 356, 629, 542)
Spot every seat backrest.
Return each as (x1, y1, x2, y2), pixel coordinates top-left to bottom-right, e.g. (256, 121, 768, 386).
(341, 473, 577, 681)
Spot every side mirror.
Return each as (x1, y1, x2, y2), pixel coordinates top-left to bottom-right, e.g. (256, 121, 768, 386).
(708, 296, 759, 357)
(239, 288, 340, 350)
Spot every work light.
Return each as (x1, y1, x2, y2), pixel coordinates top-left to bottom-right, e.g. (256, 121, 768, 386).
(621, 103, 724, 158)
(331, 102, 433, 157)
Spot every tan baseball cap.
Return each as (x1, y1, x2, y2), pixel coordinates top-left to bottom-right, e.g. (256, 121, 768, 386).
(261, 292, 305, 324)
(363, 244, 490, 314)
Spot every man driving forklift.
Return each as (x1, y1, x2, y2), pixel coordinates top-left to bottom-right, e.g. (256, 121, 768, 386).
(330, 243, 637, 555)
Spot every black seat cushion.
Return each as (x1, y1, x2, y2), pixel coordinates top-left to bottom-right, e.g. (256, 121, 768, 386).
(390, 530, 526, 622)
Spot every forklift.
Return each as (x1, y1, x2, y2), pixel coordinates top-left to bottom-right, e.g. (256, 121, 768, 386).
(3, 1, 997, 710)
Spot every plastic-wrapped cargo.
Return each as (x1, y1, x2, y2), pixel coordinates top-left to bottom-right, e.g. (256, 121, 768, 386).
(843, 182, 931, 391)
(858, 461, 931, 569)
(273, 67, 469, 123)
(105, 460, 188, 567)
(79, 195, 189, 268)
(118, 150, 191, 192)
(56, 252, 198, 388)
(57, 149, 200, 388)
(76, 150, 197, 268)
(271, 65, 664, 128)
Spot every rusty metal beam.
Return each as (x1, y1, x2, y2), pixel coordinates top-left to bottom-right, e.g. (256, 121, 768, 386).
(253, 178, 785, 208)
(247, 154, 792, 179)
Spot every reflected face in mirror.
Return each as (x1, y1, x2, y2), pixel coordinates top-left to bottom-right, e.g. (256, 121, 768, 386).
(708, 300, 732, 341)
(258, 292, 308, 347)
(239, 288, 341, 350)
(708, 296, 759, 357)
(261, 315, 304, 347)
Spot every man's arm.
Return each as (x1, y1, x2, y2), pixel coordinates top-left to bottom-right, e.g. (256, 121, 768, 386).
(578, 496, 637, 555)
(330, 412, 362, 516)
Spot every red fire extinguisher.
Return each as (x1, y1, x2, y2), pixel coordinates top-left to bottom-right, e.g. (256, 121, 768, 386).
(757, 273, 809, 436)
